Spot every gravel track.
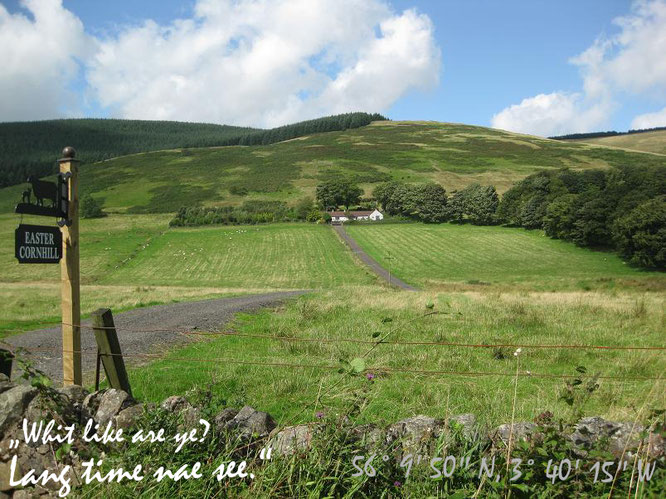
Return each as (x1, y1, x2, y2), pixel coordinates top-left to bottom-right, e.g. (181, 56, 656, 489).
(5, 291, 306, 383)
(332, 225, 419, 291)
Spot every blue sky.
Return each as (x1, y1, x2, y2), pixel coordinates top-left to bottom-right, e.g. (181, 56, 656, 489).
(1, 0, 665, 135)
(388, 0, 650, 127)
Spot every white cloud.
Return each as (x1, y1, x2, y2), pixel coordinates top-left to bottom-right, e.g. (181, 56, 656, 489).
(0, 0, 93, 121)
(490, 92, 611, 137)
(0, 0, 439, 126)
(631, 106, 666, 128)
(86, 0, 441, 127)
(604, 0, 666, 96)
(492, 0, 666, 136)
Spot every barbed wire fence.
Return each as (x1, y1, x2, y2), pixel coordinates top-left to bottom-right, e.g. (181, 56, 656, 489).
(2, 311, 665, 431)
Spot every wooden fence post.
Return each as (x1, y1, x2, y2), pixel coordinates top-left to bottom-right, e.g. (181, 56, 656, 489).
(60, 147, 81, 386)
(91, 308, 132, 396)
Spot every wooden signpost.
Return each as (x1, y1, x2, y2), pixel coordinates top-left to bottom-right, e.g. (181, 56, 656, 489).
(59, 147, 81, 386)
(15, 146, 82, 386)
(14, 147, 131, 393)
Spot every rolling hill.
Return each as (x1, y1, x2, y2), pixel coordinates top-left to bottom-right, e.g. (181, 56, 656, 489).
(0, 119, 257, 187)
(0, 113, 384, 188)
(1, 120, 664, 214)
(565, 128, 666, 155)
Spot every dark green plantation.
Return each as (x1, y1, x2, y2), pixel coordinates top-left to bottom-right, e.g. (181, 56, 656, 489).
(0, 112, 384, 187)
(0, 119, 255, 187)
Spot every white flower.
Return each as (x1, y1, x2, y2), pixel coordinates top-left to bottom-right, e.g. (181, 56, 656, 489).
(514, 348, 522, 357)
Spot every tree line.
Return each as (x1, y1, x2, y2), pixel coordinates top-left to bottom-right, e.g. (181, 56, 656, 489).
(497, 165, 665, 269)
(316, 165, 665, 270)
(0, 113, 386, 188)
(221, 112, 386, 146)
(170, 199, 322, 227)
(549, 126, 666, 140)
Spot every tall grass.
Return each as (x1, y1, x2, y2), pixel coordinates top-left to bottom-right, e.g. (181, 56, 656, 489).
(126, 286, 665, 427)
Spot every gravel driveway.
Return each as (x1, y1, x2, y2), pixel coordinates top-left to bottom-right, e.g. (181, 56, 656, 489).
(4, 291, 306, 384)
(332, 225, 419, 291)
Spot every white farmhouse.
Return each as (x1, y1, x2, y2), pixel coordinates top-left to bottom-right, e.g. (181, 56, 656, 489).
(329, 209, 383, 223)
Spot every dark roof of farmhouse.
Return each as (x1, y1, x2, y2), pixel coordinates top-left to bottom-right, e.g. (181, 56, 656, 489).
(329, 210, 377, 217)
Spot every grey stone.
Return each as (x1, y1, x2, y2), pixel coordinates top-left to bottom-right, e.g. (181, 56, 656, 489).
(570, 417, 623, 448)
(569, 417, 653, 458)
(35, 444, 49, 455)
(272, 425, 314, 456)
(494, 422, 538, 446)
(82, 391, 104, 416)
(11, 490, 38, 499)
(57, 385, 89, 406)
(448, 414, 478, 439)
(224, 405, 276, 439)
(158, 396, 200, 430)
(179, 406, 202, 430)
(0, 385, 38, 435)
(386, 415, 444, 455)
(54, 386, 90, 424)
(5, 448, 52, 493)
(114, 404, 145, 430)
(646, 431, 665, 458)
(351, 424, 385, 449)
(0, 374, 12, 395)
(14, 490, 50, 498)
(213, 408, 239, 433)
(160, 396, 190, 413)
(22, 396, 49, 425)
(607, 423, 645, 457)
(0, 460, 11, 491)
(94, 389, 133, 427)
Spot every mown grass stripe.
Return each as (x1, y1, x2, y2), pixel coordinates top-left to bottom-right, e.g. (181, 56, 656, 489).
(346, 223, 659, 290)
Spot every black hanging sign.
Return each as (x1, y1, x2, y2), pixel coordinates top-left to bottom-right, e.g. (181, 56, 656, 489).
(15, 224, 62, 264)
(15, 173, 69, 220)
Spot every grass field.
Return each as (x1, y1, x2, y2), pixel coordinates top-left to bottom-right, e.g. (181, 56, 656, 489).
(0, 213, 171, 284)
(0, 215, 374, 334)
(345, 223, 662, 291)
(126, 286, 665, 427)
(569, 129, 666, 155)
(1, 121, 664, 214)
(118, 223, 665, 426)
(2, 213, 664, 426)
(103, 223, 374, 288)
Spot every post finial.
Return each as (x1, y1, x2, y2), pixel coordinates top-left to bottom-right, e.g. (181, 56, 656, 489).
(62, 146, 76, 159)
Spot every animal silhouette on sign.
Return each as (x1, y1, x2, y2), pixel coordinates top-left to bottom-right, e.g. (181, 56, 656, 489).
(26, 176, 57, 207)
(22, 189, 31, 204)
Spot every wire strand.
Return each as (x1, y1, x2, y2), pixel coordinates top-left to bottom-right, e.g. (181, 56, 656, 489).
(14, 324, 665, 352)
(8, 346, 664, 382)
